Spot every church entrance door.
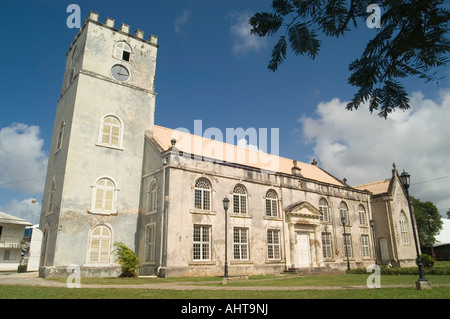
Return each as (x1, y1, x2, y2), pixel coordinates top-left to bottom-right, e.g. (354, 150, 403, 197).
(295, 232, 311, 268)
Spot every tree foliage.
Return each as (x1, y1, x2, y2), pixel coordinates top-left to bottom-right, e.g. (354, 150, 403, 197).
(114, 242, 139, 277)
(411, 197, 443, 248)
(249, 0, 450, 118)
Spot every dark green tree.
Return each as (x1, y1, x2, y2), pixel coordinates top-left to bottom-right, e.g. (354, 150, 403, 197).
(114, 242, 139, 277)
(411, 197, 443, 248)
(249, 0, 450, 118)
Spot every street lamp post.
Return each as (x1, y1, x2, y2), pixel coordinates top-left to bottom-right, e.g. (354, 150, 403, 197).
(341, 215, 351, 273)
(223, 197, 230, 279)
(370, 219, 378, 265)
(399, 170, 431, 290)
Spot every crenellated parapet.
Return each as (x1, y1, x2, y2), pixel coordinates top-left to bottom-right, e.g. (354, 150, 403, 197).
(87, 11, 158, 45)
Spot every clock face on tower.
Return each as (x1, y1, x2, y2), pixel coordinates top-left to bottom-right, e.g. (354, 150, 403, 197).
(111, 64, 130, 82)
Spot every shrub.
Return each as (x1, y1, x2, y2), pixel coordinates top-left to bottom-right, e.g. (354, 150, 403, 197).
(113, 242, 139, 277)
(420, 254, 434, 268)
(17, 264, 27, 273)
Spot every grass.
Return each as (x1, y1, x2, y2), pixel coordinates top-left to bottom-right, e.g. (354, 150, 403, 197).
(1, 261, 450, 299)
(0, 284, 449, 299)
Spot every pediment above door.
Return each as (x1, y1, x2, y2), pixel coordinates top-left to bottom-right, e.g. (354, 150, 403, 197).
(285, 201, 321, 225)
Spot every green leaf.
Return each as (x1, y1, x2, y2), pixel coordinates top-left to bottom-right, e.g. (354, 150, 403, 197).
(288, 22, 320, 58)
(268, 36, 288, 71)
(249, 12, 284, 37)
(272, 0, 294, 16)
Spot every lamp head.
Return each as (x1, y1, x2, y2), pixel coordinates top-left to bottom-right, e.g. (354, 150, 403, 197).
(400, 170, 411, 189)
(223, 197, 230, 211)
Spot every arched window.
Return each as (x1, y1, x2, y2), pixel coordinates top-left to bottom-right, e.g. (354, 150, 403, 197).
(88, 225, 112, 263)
(233, 184, 247, 214)
(340, 201, 349, 224)
(99, 115, 123, 148)
(55, 119, 65, 152)
(399, 211, 410, 244)
(92, 178, 117, 214)
(319, 198, 329, 222)
(359, 204, 367, 225)
(265, 190, 278, 217)
(113, 41, 131, 62)
(194, 178, 211, 210)
(47, 179, 56, 213)
(147, 181, 157, 213)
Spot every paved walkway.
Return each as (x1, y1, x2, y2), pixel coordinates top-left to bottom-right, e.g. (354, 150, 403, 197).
(1, 271, 446, 291)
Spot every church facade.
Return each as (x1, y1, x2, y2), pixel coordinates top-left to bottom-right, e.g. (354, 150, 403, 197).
(38, 13, 418, 278)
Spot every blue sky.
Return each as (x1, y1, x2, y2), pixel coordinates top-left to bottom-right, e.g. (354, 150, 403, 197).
(1, 0, 449, 224)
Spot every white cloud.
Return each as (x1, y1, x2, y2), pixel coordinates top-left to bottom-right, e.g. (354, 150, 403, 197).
(0, 123, 48, 194)
(174, 9, 192, 36)
(237, 137, 259, 151)
(0, 197, 41, 225)
(228, 12, 268, 57)
(298, 88, 450, 215)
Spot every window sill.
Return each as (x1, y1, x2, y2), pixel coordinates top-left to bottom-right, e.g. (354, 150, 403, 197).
(87, 210, 118, 216)
(188, 261, 216, 266)
(95, 143, 124, 151)
(189, 209, 216, 215)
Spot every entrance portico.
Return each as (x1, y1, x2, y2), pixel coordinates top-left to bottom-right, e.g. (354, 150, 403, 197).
(285, 202, 323, 269)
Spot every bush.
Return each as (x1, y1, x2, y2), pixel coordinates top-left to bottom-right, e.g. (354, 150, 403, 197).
(113, 242, 139, 277)
(17, 264, 27, 273)
(420, 254, 434, 268)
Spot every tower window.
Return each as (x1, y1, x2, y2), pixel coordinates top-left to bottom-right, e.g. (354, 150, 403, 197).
(55, 119, 65, 153)
(98, 115, 123, 149)
(88, 225, 112, 263)
(113, 41, 132, 62)
(91, 177, 118, 214)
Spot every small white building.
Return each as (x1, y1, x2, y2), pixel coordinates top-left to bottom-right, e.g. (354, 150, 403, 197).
(0, 212, 32, 271)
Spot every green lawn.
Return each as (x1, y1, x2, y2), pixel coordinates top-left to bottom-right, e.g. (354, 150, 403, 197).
(1, 261, 450, 299)
(0, 284, 449, 299)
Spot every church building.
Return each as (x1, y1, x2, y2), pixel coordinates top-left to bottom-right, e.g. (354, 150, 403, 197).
(38, 13, 418, 278)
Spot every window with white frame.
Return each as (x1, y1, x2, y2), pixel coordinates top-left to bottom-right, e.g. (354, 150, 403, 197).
(233, 184, 247, 214)
(340, 201, 349, 224)
(194, 178, 211, 210)
(267, 229, 281, 260)
(343, 234, 353, 258)
(233, 227, 249, 260)
(361, 235, 371, 258)
(88, 225, 112, 263)
(322, 232, 333, 259)
(359, 204, 367, 225)
(399, 211, 410, 244)
(55, 119, 65, 152)
(193, 225, 211, 261)
(113, 41, 132, 62)
(145, 224, 156, 263)
(47, 179, 56, 213)
(147, 181, 157, 213)
(92, 178, 117, 214)
(99, 115, 122, 148)
(265, 190, 278, 217)
(319, 198, 329, 222)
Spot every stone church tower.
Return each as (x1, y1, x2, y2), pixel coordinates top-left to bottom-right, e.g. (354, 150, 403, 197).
(39, 12, 158, 277)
